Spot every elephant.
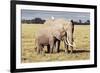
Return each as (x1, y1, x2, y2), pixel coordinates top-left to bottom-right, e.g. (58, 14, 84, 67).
(34, 18, 75, 54)
(34, 27, 62, 54)
(45, 19, 76, 53)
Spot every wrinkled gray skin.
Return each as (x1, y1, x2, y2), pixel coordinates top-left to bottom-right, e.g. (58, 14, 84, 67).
(35, 19, 74, 54)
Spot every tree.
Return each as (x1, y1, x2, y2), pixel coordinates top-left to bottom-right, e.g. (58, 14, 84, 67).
(79, 20, 82, 23)
(86, 20, 90, 24)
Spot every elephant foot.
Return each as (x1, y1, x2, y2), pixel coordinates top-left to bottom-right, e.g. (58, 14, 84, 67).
(57, 50, 60, 53)
(65, 50, 69, 54)
(69, 50, 73, 54)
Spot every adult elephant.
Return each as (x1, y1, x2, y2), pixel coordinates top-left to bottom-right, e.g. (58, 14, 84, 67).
(63, 20, 75, 53)
(45, 18, 75, 53)
(35, 18, 75, 54)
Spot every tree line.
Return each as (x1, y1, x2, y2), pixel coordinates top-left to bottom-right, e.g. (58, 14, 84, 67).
(22, 18, 45, 24)
(21, 18, 90, 25)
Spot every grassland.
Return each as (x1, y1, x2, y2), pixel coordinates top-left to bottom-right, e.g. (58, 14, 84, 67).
(21, 24, 90, 63)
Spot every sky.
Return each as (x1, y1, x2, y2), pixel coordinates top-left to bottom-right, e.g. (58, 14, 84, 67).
(21, 9, 90, 23)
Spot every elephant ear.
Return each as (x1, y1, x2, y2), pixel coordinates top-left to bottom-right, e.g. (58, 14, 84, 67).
(53, 31, 61, 40)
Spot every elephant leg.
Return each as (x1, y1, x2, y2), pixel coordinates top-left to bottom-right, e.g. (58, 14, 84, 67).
(47, 45, 50, 53)
(64, 40, 69, 53)
(67, 33, 73, 53)
(50, 41, 55, 54)
(70, 38, 73, 53)
(49, 37, 56, 53)
(50, 44, 54, 53)
(37, 45, 40, 54)
(53, 38, 58, 53)
(66, 45, 69, 53)
(41, 45, 44, 55)
(37, 45, 44, 54)
(56, 40, 60, 53)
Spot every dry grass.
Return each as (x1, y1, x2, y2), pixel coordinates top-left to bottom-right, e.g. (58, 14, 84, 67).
(21, 24, 90, 63)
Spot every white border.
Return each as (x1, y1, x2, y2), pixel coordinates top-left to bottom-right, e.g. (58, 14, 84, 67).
(16, 4, 94, 69)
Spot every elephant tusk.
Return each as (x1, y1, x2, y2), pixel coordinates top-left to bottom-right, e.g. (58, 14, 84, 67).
(64, 40, 73, 47)
(64, 38, 76, 49)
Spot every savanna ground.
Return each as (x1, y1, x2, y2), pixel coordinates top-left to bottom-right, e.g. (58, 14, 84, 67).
(21, 24, 90, 63)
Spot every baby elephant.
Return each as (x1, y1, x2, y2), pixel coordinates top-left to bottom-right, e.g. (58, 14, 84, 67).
(34, 28, 61, 54)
